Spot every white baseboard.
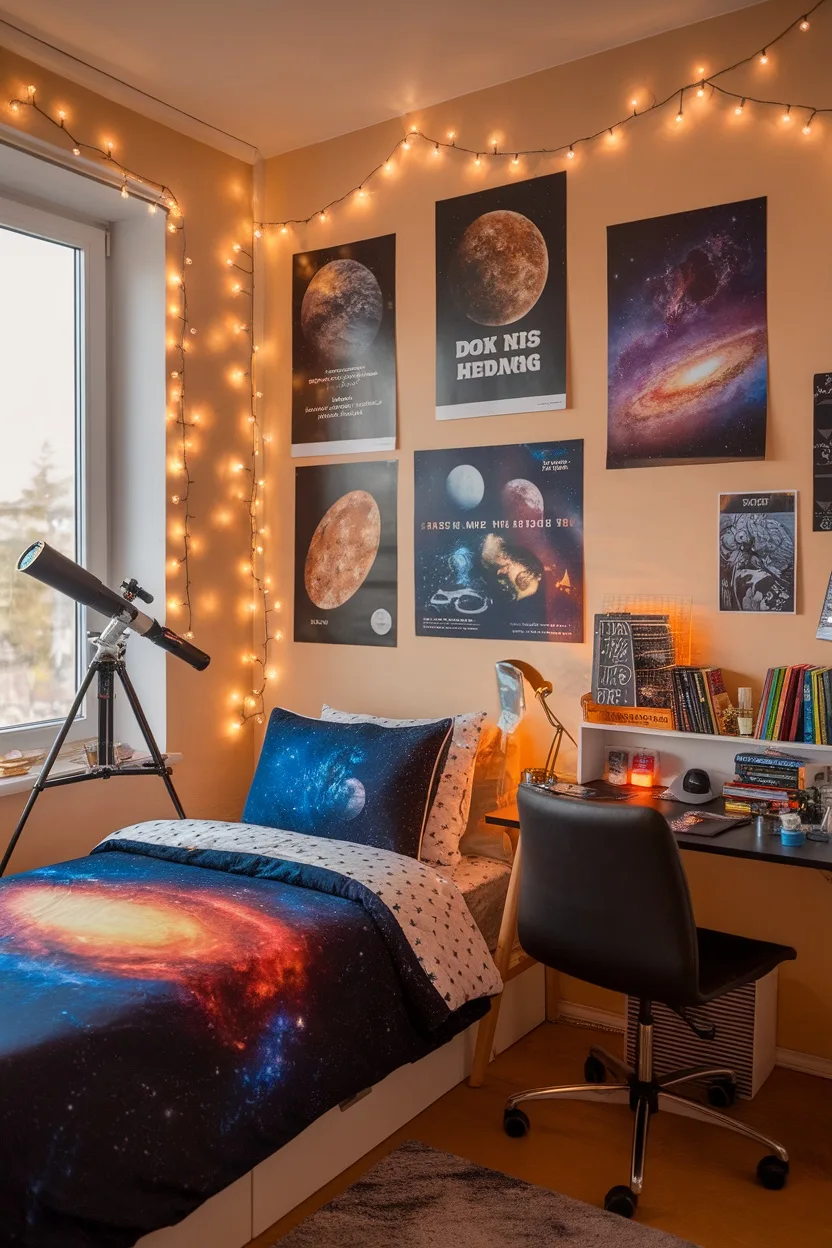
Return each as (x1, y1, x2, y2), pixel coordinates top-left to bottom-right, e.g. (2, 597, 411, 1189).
(555, 999, 832, 1081)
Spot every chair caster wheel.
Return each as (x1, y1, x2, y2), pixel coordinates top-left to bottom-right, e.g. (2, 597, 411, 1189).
(503, 1107, 530, 1138)
(604, 1185, 638, 1218)
(757, 1155, 789, 1190)
(584, 1054, 606, 1083)
(706, 1076, 737, 1108)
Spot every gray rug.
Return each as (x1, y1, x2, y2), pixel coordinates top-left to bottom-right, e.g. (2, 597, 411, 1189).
(276, 1140, 699, 1247)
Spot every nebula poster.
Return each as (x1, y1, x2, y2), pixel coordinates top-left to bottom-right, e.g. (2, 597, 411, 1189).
(414, 441, 583, 642)
(291, 234, 396, 457)
(607, 197, 767, 468)
(813, 373, 832, 531)
(295, 460, 397, 646)
(718, 491, 796, 613)
(435, 173, 567, 421)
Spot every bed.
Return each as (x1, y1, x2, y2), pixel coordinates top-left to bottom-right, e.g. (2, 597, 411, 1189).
(0, 819, 503, 1247)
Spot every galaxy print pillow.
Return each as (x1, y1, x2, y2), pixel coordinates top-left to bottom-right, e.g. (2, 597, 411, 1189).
(242, 707, 454, 858)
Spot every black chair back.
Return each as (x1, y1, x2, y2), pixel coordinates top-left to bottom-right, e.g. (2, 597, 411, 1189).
(516, 784, 700, 1006)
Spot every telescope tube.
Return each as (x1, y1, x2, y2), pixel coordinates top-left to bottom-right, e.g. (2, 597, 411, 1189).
(17, 541, 210, 672)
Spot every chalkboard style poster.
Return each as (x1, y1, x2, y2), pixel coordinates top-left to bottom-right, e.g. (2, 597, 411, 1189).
(294, 461, 397, 646)
(591, 614, 674, 708)
(607, 197, 767, 469)
(435, 173, 567, 421)
(718, 491, 796, 614)
(291, 234, 396, 457)
(816, 572, 832, 641)
(813, 373, 832, 531)
(414, 441, 582, 642)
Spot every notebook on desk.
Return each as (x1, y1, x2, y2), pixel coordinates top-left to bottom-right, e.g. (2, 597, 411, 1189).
(667, 810, 750, 838)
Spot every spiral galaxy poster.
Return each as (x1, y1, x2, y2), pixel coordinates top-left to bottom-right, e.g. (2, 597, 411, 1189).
(294, 460, 397, 647)
(435, 173, 567, 421)
(291, 234, 396, 457)
(607, 197, 767, 469)
(414, 441, 583, 642)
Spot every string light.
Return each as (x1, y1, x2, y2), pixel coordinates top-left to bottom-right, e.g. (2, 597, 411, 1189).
(803, 110, 816, 133)
(254, 0, 830, 232)
(735, 98, 746, 114)
(782, 104, 792, 121)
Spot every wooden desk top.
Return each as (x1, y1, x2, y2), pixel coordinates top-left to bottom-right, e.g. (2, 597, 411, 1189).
(486, 791, 832, 873)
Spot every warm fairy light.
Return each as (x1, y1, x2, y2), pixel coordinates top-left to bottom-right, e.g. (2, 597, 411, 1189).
(606, 128, 616, 143)
(27, 84, 35, 96)
(254, 227, 263, 239)
(148, 203, 157, 214)
(232, 282, 241, 293)
(72, 146, 81, 156)
(401, 138, 410, 150)
(184, 256, 193, 266)
(10, 101, 19, 113)
(120, 184, 129, 199)
(281, 225, 288, 234)
(319, 211, 326, 221)
(696, 82, 705, 97)
(567, 145, 575, 159)
(233, 461, 245, 473)
(171, 494, 180, 504)
(799, 16, 810, 30)
(631, 98, 638, 109)
(511, 153, 519, 165)
(735, 99, 746, 114)
(384, 161, 392, 173)
(474, 153, 481, 166)
(226, 258, 234, 266)
(232, 243, 241, 253)
(760, 49, 769, 63)
(167, 598, 180, 613)
(57, 109, 66, 120)
(782, 106, 792, 122)
(803, 118, 813, 134)
(448, 130, 456, 141)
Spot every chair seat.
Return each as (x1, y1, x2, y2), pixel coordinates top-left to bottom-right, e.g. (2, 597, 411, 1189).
(694, 926, 796, 1004)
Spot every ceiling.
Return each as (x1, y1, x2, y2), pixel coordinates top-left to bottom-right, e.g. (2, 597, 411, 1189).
(0, 0, 762, 160)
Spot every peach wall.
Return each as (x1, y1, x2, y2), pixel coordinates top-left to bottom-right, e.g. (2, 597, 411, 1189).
(0, 48, 256, 871)
(263, 0, 832, 1057)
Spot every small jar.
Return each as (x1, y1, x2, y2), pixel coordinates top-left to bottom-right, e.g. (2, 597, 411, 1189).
(779, 812, 805, 847)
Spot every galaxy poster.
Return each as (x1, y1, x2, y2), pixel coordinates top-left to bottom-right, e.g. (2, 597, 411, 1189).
(813, 373, 832, 531)
(414, 441, 583, 642)
(435, 172, 567, 421)
(607, 197, 768, 469)
(291, 234, 396, 457)
(295, 460, 397, 647)
(718, 491, 796, 614)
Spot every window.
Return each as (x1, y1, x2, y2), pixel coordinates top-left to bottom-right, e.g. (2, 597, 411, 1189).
(0, 197, 106, 746)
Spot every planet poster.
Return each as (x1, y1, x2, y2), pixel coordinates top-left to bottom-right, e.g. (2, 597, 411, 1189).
(812, 373, 832, 532)
(291, 234, 396, 457)
(718, 491, 796, 614)
(607, 197, 768, 469)
(414, 441, 583, 642)
(435, 172, 567, 421)
(294, 461, 397, 646)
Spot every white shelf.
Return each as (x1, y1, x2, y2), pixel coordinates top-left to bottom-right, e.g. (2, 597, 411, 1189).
(581, 721, 832, 754)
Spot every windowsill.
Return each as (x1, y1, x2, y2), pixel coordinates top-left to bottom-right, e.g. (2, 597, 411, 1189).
(0, 752, 183, 800)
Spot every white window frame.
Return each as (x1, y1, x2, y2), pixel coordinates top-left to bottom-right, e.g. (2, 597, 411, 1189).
(0, 193, 108, 752)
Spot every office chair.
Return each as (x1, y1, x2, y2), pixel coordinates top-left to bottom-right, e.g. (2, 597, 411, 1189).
(504, 784, 796, 1218)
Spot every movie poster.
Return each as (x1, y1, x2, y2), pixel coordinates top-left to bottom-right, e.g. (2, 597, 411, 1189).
(718, 491, 796, 614)
(414, 441, 583, 642)
(813, 373, 832, 531)
(435, 173, 567, 421)
(608, 197, 767, 469)
(294, 461, 397, 646)
(291, 235, 396, 457)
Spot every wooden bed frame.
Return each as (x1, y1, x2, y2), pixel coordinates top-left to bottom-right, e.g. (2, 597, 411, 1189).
(141, 829, 536, 1248)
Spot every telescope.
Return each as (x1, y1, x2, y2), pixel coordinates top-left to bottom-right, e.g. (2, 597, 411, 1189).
(1, 542, 211, 876)
(18, 541, 210, 671)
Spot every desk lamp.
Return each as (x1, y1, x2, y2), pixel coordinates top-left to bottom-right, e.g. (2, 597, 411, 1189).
(496, 659, 576, 785)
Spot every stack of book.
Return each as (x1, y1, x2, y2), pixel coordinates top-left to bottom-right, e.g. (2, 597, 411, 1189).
(723, 751, 805, 815)
(670, 667, 731, 734)
(754, 666, 832, 742)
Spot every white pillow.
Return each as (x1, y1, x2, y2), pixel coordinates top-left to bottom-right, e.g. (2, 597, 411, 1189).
(320, 705, 486, 866)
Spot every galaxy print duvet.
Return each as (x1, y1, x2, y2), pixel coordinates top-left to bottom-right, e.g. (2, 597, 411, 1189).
(0, 819, 502, 1247)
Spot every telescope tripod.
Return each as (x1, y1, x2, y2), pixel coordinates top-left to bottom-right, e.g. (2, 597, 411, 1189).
(0, 617, 185, 876)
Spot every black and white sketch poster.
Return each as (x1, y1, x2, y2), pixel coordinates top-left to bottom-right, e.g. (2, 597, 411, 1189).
(295, 461, 397, 646)
(414, 441, 583, 642)
(291, 235, 396, 456)
(813, 373, 832, 531)
(435, 173, 567, 421)
(718, 491, 796, 613)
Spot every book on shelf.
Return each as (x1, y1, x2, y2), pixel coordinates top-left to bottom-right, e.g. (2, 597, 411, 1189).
(754, 665, 832, 743)
(670, 666, 731, 734)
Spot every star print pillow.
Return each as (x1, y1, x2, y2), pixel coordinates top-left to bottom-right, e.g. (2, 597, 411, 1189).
(243, 707, 454, 859)
(321, 705, 486, 866)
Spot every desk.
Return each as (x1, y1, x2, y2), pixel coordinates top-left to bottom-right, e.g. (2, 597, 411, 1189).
(468, 788, 832, 1088)
(485, 792, 832, 872)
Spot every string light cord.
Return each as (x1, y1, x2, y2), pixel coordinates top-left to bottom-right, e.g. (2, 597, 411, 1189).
(168, 217, 197, 637)
(257, 0, 828, 229)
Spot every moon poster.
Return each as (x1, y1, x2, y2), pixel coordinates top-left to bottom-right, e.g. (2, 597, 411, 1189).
(414, 441, 583, 642)
(294, 461, 397, 646)
(291, 234, 396, 457)
(435, 172, 567, 421)
(813, 373, 832, 531)
(718, 491, 796, 614)
(607, 196, 768, 469)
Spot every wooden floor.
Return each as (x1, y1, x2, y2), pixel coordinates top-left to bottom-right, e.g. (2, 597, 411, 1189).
(252, 1021, 832, 1247)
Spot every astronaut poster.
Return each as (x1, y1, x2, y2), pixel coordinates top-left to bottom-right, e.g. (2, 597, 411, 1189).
(435, 173, 567, 420)
(291, 234, 396, 456)
(414, 441, 583, 641)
